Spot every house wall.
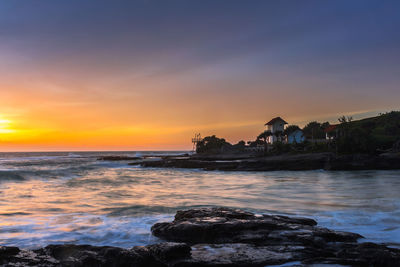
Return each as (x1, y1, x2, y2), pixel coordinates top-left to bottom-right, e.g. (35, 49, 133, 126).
(288, 130, 305, 144)
(326, 131, 337, 140)
(265, 120, 286, 144)
(267, 135, 278, 144)
(266, 121, 285, 133)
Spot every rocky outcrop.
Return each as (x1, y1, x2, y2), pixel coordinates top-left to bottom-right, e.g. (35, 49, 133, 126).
(326, 153, 400, 170)
(1, 208, 399, 266)
(392, 139, 400, 152)
(98, 156, 142, 161)
(152, 207, 400, 266)
(141, 152, 400, 171)
(0, 242, 190, 267)
(140, 153, 333, 171)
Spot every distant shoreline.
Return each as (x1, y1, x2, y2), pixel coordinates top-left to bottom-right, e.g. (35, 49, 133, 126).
(138, 152, 400, 171)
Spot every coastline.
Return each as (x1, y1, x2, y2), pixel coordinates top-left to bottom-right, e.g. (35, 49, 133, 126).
(0, 152, 399, 266)
(1, 207, 399, 266)
(138, 152, 400, 171)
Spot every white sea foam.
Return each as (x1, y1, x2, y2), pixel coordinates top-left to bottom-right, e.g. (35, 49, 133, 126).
(0, 152, 398, 249)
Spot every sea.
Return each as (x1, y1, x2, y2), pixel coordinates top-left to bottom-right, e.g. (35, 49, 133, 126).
(0, 151, 399, 249)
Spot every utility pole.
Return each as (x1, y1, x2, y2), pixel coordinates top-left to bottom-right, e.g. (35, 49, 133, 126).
(191, 133, 202, 152)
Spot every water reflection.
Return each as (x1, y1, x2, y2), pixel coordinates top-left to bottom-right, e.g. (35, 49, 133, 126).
(0, 152, 399, 248)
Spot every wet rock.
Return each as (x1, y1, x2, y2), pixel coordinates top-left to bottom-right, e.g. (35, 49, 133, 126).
(146, 242, 191, 262)
(152, 207, 400, 266)
(98, 156, 141, 161)
(151, 207, 349, 245)
(1, 247, 59, 266)
(141, 152, 400, 171)
(0, 246, 20, 265)
(0, 243, 192, 267)
(1, 208, 399, 266)
(181, 243, 304, 266)
(0, 246, 20, 258)
(392, 139, 400, 152)
(40, 244, 166, 267)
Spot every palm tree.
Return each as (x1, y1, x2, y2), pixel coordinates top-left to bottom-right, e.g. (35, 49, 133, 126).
(257, 130, 272, 145)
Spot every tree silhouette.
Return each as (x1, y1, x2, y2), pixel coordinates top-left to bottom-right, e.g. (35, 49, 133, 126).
(303, 121, 326, 140)
(257, 130, 272, 145)
(283, 125, 300, 136)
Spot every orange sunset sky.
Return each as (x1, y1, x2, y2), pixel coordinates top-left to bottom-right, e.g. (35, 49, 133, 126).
(1, 1, 399, 151)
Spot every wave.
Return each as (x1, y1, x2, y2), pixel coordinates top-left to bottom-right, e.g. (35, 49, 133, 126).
(67, 153, 83, 158)
(101, 204, 220, 217)
(0, 155, 67, 163)
(0, 163, 103, 182)
(0, 170, 26, 181)
(0, 213, 167, 249)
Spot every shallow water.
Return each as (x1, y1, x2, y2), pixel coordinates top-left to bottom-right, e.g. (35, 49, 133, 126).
(0, 152, 399, 249)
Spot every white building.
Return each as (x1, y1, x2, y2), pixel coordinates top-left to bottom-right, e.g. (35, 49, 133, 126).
(324, 124, 338, 140)
(265, 117, 288, 144)
(287, 129, 305, 144)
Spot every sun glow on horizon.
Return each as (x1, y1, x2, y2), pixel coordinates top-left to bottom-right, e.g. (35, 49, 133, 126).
(0, 116, 15, 134)
(0, 1, 399, 151)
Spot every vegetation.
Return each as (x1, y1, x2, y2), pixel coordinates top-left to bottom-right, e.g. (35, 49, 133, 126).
(196, 135, 231, 154)
(196, 111, 400, 155)
(196, 135, 246, 154)
(335, 111, 400, 154)
(232, 140, 246, 151)
(302, 121, 329, 140)
(257, 130, 271, 146)
(247, 139, 264, 147)
(283, 125, 300, 136)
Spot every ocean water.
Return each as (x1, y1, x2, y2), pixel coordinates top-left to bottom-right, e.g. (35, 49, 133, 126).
(0, 151, 399, 249)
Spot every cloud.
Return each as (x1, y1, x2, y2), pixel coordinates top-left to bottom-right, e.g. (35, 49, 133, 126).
(0, 0, 399, 150)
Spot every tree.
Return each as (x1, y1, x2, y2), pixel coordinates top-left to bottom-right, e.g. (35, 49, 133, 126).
(247, 139, 264, 147)
(321, 122, 330, 130)
(233, 140, 246, 151)
(337, 115, 353, 138)
(196, 135, 231, 154)
(338, 116, 353, 123)
(235, 140, 246, 146)
(303, 121, 325, 140)
(257, 130, 272, 145)
(283, 125, 300, 136)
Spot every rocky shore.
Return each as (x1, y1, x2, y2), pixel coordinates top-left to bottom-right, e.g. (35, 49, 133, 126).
(139, 152, 400, 171)
(98, 156, 142, 161)
(1, 207, 400, 266)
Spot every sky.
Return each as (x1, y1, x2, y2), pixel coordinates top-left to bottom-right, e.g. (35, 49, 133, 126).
(0, 0, 399, 151)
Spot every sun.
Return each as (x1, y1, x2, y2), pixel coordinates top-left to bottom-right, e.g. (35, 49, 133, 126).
(0, 116, 15, 134)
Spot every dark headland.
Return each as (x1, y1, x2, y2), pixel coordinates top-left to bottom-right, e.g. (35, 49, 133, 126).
(139, 112, 400, 171)
(1, 207, 400, 266)
(139, 152, 400, 171)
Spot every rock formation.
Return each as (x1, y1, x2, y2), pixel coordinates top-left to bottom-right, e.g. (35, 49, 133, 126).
(1, 207, 399, 266)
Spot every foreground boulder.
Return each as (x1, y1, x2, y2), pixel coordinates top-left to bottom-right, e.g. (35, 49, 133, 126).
(0, 242, 190, 267)
(1, 208, 399, 266)
(152, 207, 400, 266)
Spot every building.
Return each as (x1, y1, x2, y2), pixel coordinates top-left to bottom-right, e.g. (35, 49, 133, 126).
(324, 124, 338, 140)
(264, 117, 288, 144)
(287, 129, 306, 144)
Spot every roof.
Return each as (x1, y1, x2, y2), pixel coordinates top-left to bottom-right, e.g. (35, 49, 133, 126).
(265, 117, 288, 126)
(324, 124, 338, 133)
